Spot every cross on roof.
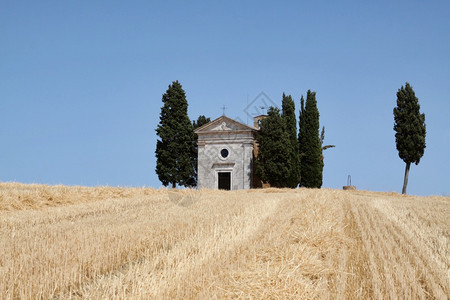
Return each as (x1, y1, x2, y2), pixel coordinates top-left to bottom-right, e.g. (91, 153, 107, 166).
(221, 105, 227, 115)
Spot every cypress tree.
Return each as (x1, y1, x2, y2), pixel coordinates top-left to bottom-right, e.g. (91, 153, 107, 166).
(299, 90, 323, 188)
(255, 107, 290, 187)
(298, 95, 306, 185)
(281, 93, 300, 188)
(155, 81, 196, 188)
(320, 126, 335, 155)
(192, 115, 210, 131)
(192, 115, 211, 187)
(393, 82, 426, 194)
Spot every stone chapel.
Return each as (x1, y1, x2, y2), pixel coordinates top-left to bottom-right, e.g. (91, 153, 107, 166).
(195, 115, 265, 190)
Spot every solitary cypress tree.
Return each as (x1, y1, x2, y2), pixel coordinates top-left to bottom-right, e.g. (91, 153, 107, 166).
(393, 82, 426, 194)
(281, 93, 300, 188)
(155, 81, 196, 188)
(299, 90, 323, 188)
(255, 107, 290, 187)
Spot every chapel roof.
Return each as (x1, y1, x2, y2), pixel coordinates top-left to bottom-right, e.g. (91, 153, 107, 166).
(194, 115, 258, 134)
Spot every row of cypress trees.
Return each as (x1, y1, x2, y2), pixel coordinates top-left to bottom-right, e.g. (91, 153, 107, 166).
(256, 91, 330, 188)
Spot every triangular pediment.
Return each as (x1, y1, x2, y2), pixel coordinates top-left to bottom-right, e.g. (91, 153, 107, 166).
(195, 115, 257, 133)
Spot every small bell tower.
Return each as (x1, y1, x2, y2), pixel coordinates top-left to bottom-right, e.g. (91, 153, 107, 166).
(253, 115, 267, 129)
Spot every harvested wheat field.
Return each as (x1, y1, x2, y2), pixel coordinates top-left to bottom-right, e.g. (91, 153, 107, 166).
(0, 183, 449, 299)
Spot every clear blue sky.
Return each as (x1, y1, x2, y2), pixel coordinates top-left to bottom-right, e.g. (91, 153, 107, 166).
(1, 1, 449, 196)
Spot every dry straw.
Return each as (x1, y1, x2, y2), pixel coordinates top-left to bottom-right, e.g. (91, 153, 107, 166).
(0, 183, 448, 299)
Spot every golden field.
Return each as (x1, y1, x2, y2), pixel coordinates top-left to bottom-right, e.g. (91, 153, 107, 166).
(0, 182, 449, 299)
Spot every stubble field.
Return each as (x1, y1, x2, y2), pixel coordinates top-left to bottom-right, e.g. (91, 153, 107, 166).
(0, 182, 449, 299)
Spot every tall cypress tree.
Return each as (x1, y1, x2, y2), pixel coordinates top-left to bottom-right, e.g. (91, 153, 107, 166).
(281, 93, 300, 188)
(393, 82, 426, 194)
(299, 90, 323, 188)
(155, 81, 196, 188)
(192, 115, 211, 187)
(298, 95, 306, 185)
(255, 107, 290, 187)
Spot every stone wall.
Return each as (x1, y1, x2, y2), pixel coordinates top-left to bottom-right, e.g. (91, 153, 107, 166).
(197, 131, 254, 190)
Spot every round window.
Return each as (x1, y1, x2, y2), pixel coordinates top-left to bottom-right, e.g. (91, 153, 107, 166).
(220, 148, 229, 159)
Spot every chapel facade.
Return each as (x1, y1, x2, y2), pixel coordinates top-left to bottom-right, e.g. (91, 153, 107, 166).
(195, 115, 263, 190)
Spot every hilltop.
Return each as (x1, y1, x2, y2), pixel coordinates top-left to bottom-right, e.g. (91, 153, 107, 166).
(0, 183, 448, 299)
